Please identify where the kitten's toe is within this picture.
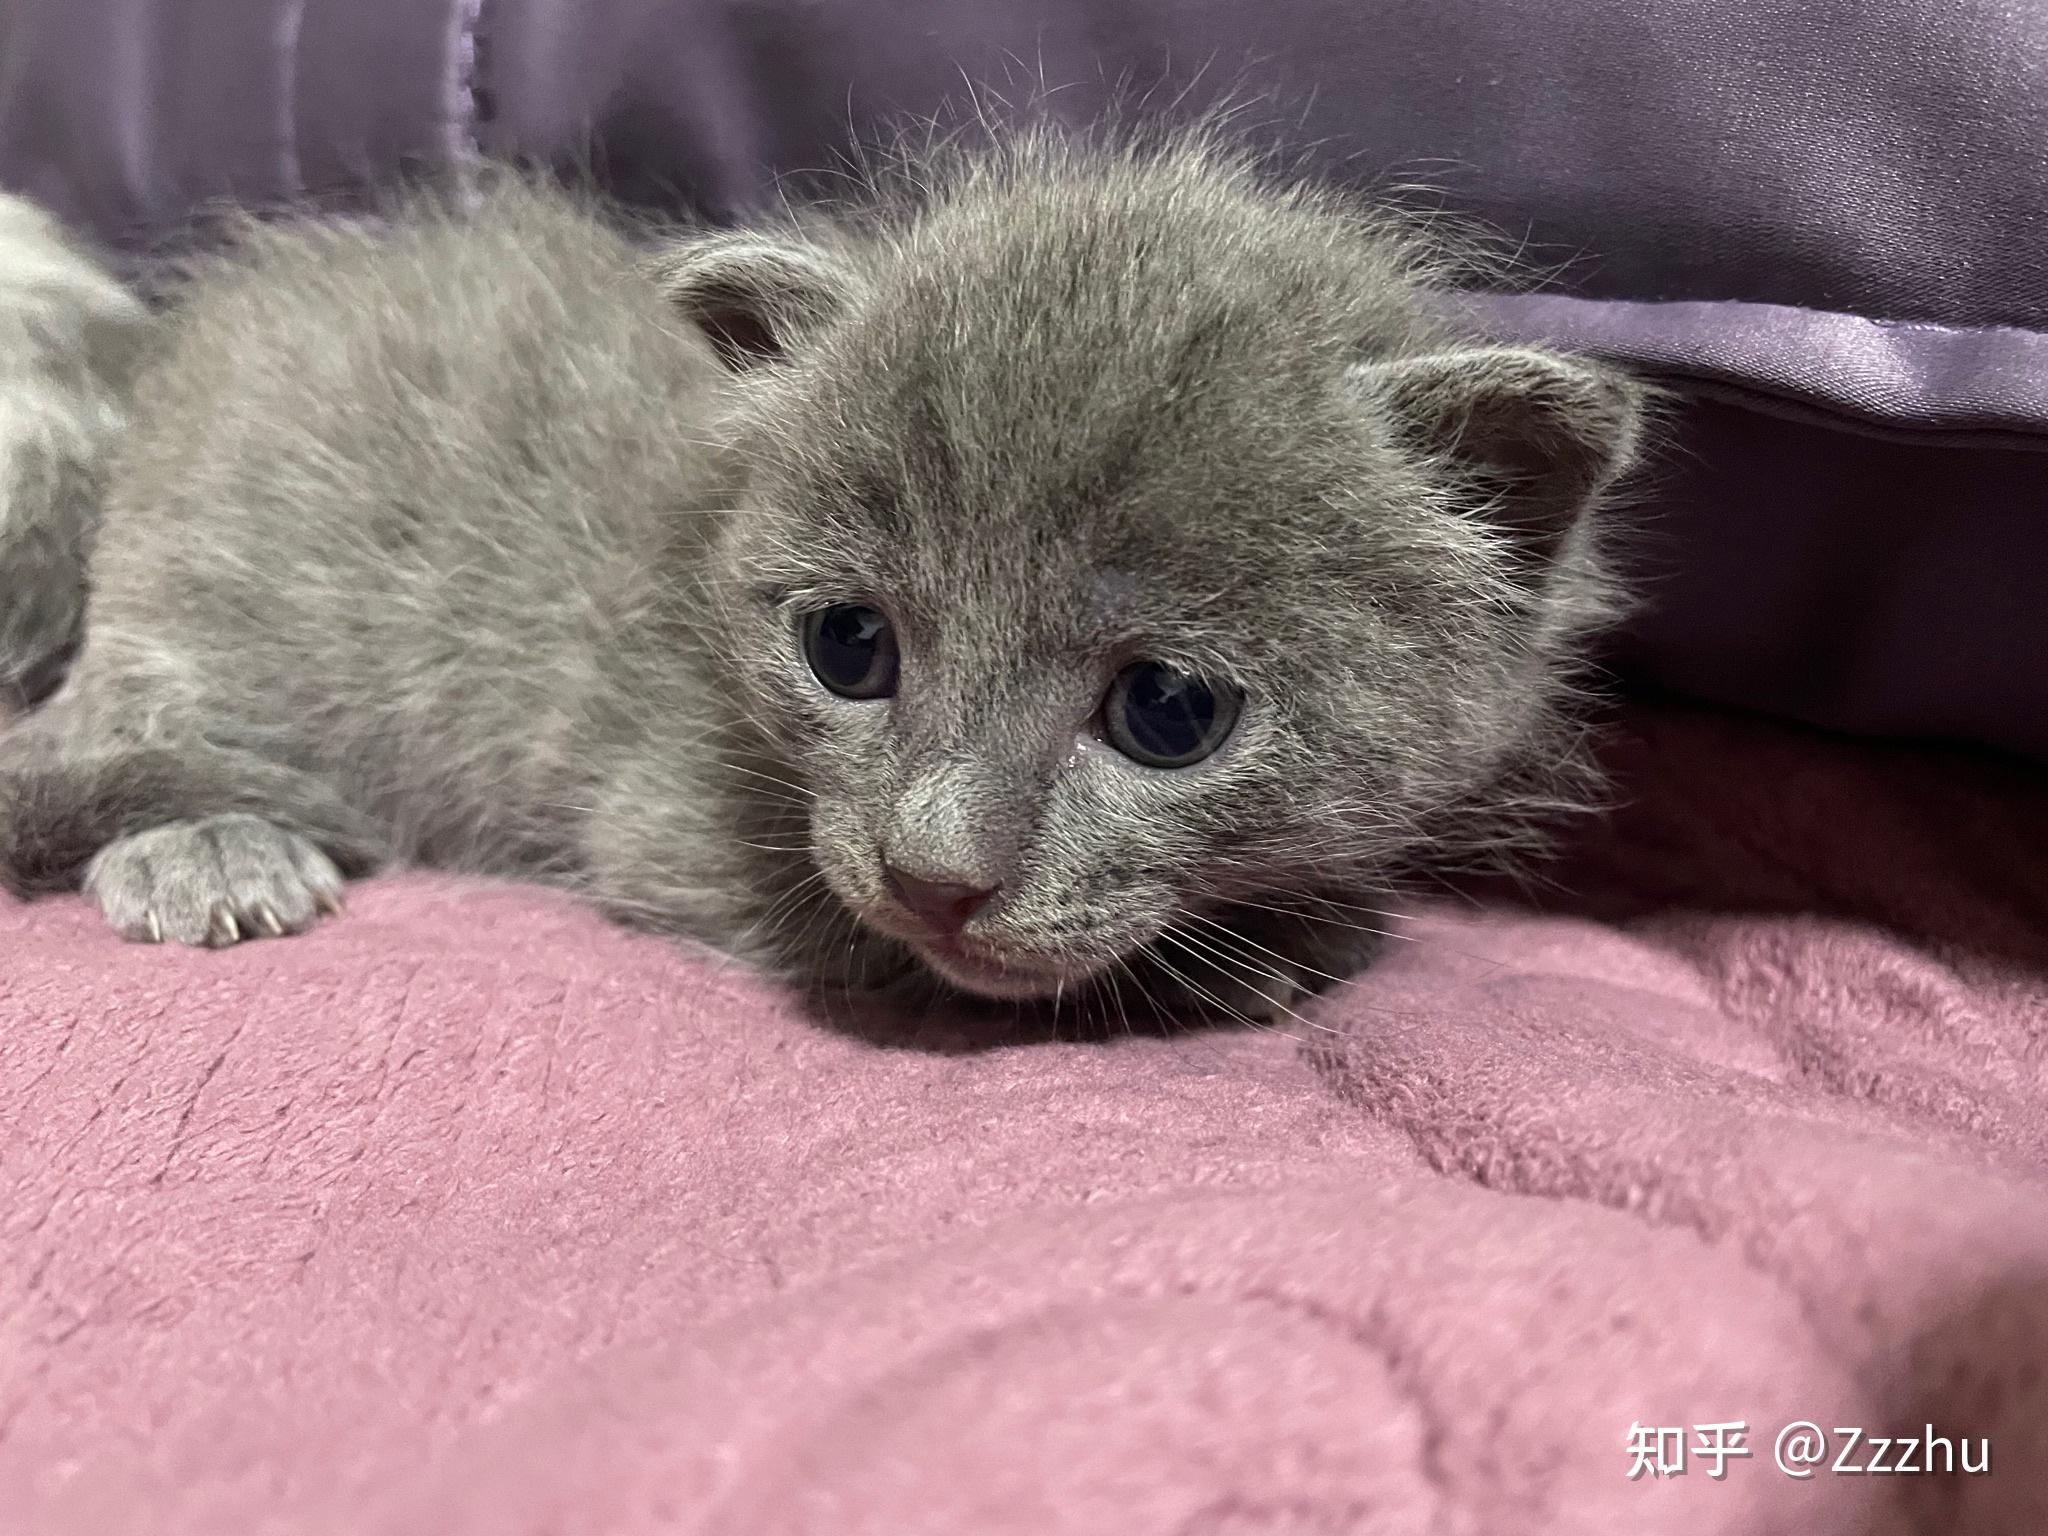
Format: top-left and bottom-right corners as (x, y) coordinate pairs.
(85, 813), (347, 947)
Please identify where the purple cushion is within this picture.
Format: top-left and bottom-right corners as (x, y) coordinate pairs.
(3, 0), (2044, 759)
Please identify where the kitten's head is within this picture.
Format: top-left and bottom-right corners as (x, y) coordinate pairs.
(654, 134), (1646, 1001)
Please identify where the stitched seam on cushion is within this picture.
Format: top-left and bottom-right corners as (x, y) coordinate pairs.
(1644, 376), (2048, 451)
(1864, 314), (2048, 341)
(278, 0), (309, 196)
(1487, 293), (2048, 346)
(1306, 1033), (1872, 1392)
(1471, 294), (2048, 446)
(453, 0), (488, 163)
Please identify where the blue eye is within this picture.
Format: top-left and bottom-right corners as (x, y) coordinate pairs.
(803, 603), (899, 698)
(1103, 661), (1240, 768)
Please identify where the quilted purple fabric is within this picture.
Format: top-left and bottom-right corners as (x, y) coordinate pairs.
(3, 0), (2043, 761)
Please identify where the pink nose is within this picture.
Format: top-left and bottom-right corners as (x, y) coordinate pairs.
(882, 864), (999, 934)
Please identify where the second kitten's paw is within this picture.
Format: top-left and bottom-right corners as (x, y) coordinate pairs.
(84, 813), (346, 947)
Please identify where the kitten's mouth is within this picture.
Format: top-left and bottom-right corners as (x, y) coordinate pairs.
(824, 864), (1114, 1000)
(913, 935), (1088, 1000)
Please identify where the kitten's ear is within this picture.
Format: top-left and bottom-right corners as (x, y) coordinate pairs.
(1354, 347), (1646, 561)
(649, 235), (860, 370)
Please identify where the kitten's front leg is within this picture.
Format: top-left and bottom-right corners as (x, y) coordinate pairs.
(0, 194), (147, 710)
(1, 720), (388, 945)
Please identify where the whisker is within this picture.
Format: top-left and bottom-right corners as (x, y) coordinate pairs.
(724, 865), (835, 965)
(1185, 913), (1504, 1016)
(1114, 950), (1240, 1070)
(1158, 927), (1343, 1039)
(1146, 943), (1311, 1049)
(720, 794), (815, 818)
(1184, 911), (1357, 989)
(712, 762), (817, 801)
(1211, 893), (1413, 943)
(1288, 891), (1423, 924)
(1106, 957), (1142, 1043)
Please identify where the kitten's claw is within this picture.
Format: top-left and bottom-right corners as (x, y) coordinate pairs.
(85, 813), (348, 948)
(207, 905), (242, 947)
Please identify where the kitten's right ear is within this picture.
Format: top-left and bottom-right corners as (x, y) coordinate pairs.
(648, 235), (860, 370)
(1352, 346), (1646, 566)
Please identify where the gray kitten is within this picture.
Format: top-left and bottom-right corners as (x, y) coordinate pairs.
(0, 193), (147, 712)
(0, 130), (1646, 1026)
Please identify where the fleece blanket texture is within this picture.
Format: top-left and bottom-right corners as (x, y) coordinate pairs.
(4, 702), (2047, 1535)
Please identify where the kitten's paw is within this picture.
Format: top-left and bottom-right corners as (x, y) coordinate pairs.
(84, 813), (346, 947)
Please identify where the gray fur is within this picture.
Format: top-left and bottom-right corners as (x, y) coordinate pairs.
(0, 193), (148, 711)
(0, 131), (1647, 1027)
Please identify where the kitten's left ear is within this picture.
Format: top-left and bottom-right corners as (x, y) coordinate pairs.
(649, 234), (861, 371)
(1353, 347), (1647, 561)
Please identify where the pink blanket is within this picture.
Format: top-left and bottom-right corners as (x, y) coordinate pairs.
(5, 705), (2047, 1534)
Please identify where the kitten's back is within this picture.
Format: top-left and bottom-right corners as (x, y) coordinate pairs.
(74, 181), (729, 865)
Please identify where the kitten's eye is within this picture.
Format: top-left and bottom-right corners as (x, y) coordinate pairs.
(1102, 662), (1240, 768)
(802, 603), (899, 699)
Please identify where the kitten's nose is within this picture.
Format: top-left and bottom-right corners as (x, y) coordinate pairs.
(882, 863), (999, 933)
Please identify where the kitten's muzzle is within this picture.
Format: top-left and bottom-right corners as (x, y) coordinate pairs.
(917, 933), (1079, 999)
(881, 862), (1000, 936)
(874, 863), (1080, 998)
(855, 852), (1110, 999)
